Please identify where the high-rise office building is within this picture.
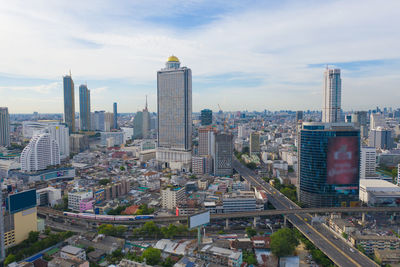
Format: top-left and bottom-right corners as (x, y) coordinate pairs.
(352, 111), (368, 138)
(370, 113), (386, 129)
(368, 127), (394, 150)
(0, 107), (10, 147)
(79, 84), (91, 131)
(295, 111), (303, 122)
(93, 111), (114, 132)
(214, 133), (233, 176)
(298, 122), (360, 207)
(201, 109), (212, 126)
(156, 56), (192, 170)
(322, 68), (342, 123)
(63, 74), (75, 133)
(250, 132), (260, 155)
(198, 126), (216, 157)
(133, 98), (150, 139)
(20, 133), (60, 172)
(360, 146), (377, 179)
(113, 102), (118, 129)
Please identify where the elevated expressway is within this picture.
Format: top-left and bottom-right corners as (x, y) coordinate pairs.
(233, 158), (380, 267)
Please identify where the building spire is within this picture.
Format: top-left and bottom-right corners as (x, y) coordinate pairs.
(145, 95), (148, 111)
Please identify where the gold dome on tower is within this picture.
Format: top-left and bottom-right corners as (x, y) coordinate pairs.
(167, 55), (179, 62)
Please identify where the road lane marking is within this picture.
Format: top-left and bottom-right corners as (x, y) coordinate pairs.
(239, 170), (371, 267)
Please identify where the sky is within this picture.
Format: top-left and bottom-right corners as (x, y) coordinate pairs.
(0, 0), (399, 114)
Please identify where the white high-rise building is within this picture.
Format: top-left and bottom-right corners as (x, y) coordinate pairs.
(156, 56), (192, 171)
(322, 68), (342, 123)
(21, 133), (60, 172)
(370, 113), (386, 129)
(47, 124), (70, 159)
(360, 147), (376, 179)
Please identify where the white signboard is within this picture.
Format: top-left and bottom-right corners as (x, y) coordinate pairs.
(189, 210), (210, 229)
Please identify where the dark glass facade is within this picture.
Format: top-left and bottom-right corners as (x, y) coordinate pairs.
(201, 109), (212, 126)
(299, 124), (360, 207)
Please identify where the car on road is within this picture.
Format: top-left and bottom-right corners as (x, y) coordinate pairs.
(350, 248), (355, 253)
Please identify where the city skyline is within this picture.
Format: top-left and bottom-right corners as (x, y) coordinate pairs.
(0, 0), (400, 113)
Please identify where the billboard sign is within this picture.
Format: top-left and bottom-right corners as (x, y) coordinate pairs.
(189, 210), (210, 229)
(327, 136), (358, 185)
(8, 189), (37, 214)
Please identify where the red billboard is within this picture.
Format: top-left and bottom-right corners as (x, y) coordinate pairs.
(327, 136), (358, 185)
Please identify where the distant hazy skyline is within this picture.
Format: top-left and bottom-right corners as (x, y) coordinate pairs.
(1, 0), (400, 113)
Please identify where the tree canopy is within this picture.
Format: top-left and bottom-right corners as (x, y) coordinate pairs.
(142, 247), (161, 265)
(270, 228), (299, 258)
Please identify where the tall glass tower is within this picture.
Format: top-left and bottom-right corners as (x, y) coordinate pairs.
(298, 122), (360, 207)
(157, 56), (192, 151)
(63, 74), (75, 133)
(0, 107), (10, 147)
(79, 84), (91, 131)
(113, 102), (118, 129)
(322, 67), (342, 123)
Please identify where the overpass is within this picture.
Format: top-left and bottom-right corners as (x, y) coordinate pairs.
(233, 158), (380, 267)
(38, 205), (400, 225)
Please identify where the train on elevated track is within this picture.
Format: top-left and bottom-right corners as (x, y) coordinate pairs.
(63, 212), (154, 221)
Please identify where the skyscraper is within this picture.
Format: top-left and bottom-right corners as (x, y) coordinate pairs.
(156, 56), (192, 170)
(20, 133), (60, 172)
(201, 109), (212, 126)
(214, 133), (233, 176)
(295, 111), (303, 122)
(322, 68), (342, 123)
(63, 74), (75, 133)
(133, 97), (150, 139)
(298, 122), (360, 207)
(368, 127), (394, 150)
(113, 102), (118, 129)
(250, 132), (260, 155)
(79, 84), (91, 131)
(0, 107), (10, 147)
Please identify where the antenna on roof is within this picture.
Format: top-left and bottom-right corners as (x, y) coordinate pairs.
(69, 69), (72, 76)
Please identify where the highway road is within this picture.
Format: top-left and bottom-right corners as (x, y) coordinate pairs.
(233, 158), (378, 267)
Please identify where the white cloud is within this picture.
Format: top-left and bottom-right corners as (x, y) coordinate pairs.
(0, 0), (399, 112)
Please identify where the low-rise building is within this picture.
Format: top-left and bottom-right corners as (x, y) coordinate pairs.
(374, 248), (400, 266)
(60, 245), (87, 261)
(222, 191), (259, 213)
(118, 259), (152, 267)
(199, 245), (242, 267)
(327, 218), (356, 235)
(350, 234), (400, 255)
(68, 190), (93, 211)
(359, 179), (400, 206)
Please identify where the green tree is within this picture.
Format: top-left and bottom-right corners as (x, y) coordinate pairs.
(136, 204), (155, 215)
(142, 247), (161, 265)
(86, 246), (95, 253)
(4, 254), (16, 265)
(243, 250), (257, 265)
(162, 256), (176, 267)
(27, 231), (39, 243)
(270, 228), (299, 258)
(120, 166), (126, 171)
(342, 232), (348, 239)
(99, 178), (111, 186)
(245, 227), (257, 238)
(142, 221), (160, 238)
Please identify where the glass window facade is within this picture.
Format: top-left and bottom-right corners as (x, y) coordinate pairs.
(299, 125), (360, 207)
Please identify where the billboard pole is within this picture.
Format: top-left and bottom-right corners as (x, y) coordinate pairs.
(197, 225), (202, 250)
